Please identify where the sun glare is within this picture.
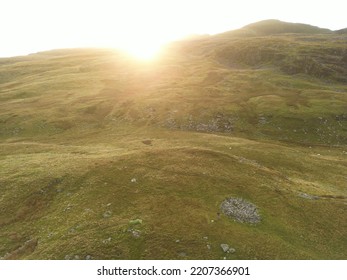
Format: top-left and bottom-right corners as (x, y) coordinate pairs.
(1, 0), (345, 58)
(121, 42), (163, 60)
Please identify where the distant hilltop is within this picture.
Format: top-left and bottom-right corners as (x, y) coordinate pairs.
(219, 19), (344, 37)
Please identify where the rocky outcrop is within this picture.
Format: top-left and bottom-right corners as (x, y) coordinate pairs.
(220, 197), (261, 224)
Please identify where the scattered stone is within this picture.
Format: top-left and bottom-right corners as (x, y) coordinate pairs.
(175, 239), (180, 243)
(335, 114), (347, 121)
(258, 116), (268, 125)
(164, 113), (234, 133)
(220, 244), (236, 254)
(102, 237), (112, 244)
(220, 197), (261, 224)
(238, 157), (261, 168)
(68, 228), (76, 234)
(103, 211), (112, 218)
(85, 255), (92, 260)
(228, 247), (236, 254)
(74, 255), (80, 260)
(178, 252), (187, 257)
(131, 178), (137, 183)
(207, 245), (211, 250)
(220, 244), (229, 253)
(130, 229), (141, 238)
(203, 236), (208, 240)
(298, 192), (319, 200)
(211, 220), (214, 223)
(64, 255), (71, 260)
(84, 208), (93, 214)
(127, 228), (141, 238)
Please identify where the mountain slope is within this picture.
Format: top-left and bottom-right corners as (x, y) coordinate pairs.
(217, 19), (333, 38)
(336, 28), (347, 34)
(241, 19), (332, 35)
(0, 21), (346, 260)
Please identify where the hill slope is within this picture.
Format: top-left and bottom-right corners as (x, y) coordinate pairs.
(217, 19), (334, 37)
(0, 21), (346, 260)
(241, 19), (332, 35)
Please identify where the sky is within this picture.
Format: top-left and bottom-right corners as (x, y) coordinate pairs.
(1, 0), (346, 58)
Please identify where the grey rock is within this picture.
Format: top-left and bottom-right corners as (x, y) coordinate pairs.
(228, 247), (236, 254)
(102, 237), (112, 244)
(220, 244), (229, 253)
(178, 252), (187, 257)
(131, 230), (141, 238)
(258, 116), (268, 125)
(298, 192), (319, 200)
(103, 211), (112, 218)
(220, 197), (261, 224)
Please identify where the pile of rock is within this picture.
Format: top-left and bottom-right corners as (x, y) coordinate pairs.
(220, 197), (261, 224)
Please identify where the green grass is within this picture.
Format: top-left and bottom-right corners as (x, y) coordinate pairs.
(0, 27), (346, 259)
(0, 130), (346, 259)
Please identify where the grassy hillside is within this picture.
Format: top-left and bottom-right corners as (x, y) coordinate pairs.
(0, 21), (346, 259)
(236, 19), (332, 36)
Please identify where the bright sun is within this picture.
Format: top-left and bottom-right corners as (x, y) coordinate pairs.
(120, 41), (163, 60)
(1, 0), (345, 59)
